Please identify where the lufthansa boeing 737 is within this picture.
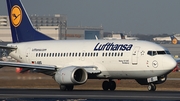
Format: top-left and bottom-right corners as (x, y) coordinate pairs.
(0, 0), (177, 91)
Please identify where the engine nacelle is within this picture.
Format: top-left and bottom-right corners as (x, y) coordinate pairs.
(54, 66), (88, 85)
(135, 75), (167, 85)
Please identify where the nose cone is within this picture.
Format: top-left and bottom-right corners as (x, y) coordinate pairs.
(163, 56), (176, 70)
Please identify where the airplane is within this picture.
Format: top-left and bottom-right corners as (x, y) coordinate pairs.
(153, 36), (171, 42)
(153, 34), (180, 44)
(0, 0), (177, 91)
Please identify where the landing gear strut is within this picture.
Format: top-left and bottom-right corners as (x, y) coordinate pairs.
(60, 85), (74, 91)
(102, 79), (116, 91)
(147, 83), (156, 91)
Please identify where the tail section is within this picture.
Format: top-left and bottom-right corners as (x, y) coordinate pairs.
(170, 35), (179, 44)
(120, 33), (125, 39)
(6, 0), (53, 43)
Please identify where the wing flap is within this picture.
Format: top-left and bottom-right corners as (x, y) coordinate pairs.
(0, 61), (56, 70)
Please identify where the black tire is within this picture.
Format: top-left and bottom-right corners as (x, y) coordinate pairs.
(60, 85), (67, 91)
(102, 81), (109, 91)
(109, 81), (116, 91)
(66, 85), (74, 91)
(147, 83), (156, 91)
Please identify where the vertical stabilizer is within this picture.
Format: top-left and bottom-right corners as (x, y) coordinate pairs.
(6, 0), (53, 43)
(170, 35), (179, 44)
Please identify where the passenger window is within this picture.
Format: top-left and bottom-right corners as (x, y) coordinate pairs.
(79, 53), (81, 57)
(96, 53), (98, 56)
(102, 53), (104, 56)
(75, 53), (77, 56)
(85, 53), (87, 56)
(94, 53), (96, 56)
(114, 53), (117, 56)
(105, 53), (107, 56)
(91, 53), (93, 56)
(121, 53), (123, 56)
(118, 53), (120, 56)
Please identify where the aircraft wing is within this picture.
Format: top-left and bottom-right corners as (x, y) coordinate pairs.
(0, 61), (56, 70)
(0, 61), (100, 73)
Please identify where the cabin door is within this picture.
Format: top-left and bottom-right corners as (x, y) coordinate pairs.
(26, 48), (31, 63)
(132, 46), (140, 65)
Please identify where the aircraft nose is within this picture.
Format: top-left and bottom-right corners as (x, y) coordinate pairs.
(163, 56), (176, 70)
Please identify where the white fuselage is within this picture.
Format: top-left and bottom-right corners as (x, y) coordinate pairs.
(8, 40), (176, 79)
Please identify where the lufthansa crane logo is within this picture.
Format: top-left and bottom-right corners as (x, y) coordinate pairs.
(152, 60), (158, 68)
(172, 38), (178, 44)
(11, 5), (22, 27)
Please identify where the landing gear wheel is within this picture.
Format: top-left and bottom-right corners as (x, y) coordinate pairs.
(109, 81), (116, 91)
(102, 81), (109, 91)
(60, 85), (74, 91)
(60, 85), (66, 91)
(147, 83), (156, 91)
(66, 85), (74, 91)
(102, 80), (116, 91)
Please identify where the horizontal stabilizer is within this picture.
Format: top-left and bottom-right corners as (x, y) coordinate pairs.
(0, 45), (17, 50)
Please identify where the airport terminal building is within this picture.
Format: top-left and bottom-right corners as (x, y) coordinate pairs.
(1, 15), (180, 58)
(0, 15), (103, 42)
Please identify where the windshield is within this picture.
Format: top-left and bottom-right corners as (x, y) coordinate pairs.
(147, 50), (171, 56)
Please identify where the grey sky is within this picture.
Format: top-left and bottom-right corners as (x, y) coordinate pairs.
(0, 0), (180, 34)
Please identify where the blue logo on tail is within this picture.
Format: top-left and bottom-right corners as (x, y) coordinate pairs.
(7, 0), (53, 43)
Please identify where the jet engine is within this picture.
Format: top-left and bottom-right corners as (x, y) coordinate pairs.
(54, 66), (88, 85)
(135, 75), (167, 85)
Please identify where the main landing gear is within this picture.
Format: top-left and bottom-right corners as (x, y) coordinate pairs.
(60, 85), (74, 91)
(102, 79), (116, 91)
(147, 83), (156, 91)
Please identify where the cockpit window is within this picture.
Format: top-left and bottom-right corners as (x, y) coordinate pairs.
(165, 50), (171, 55)
(147, 50), (171, 56)
(157, 51), (166, 54)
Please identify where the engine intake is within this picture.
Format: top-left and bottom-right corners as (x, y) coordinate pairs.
(54, 66), (88, 85)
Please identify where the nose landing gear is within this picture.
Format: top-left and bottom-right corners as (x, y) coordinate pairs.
(147, 83), (156, 91)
